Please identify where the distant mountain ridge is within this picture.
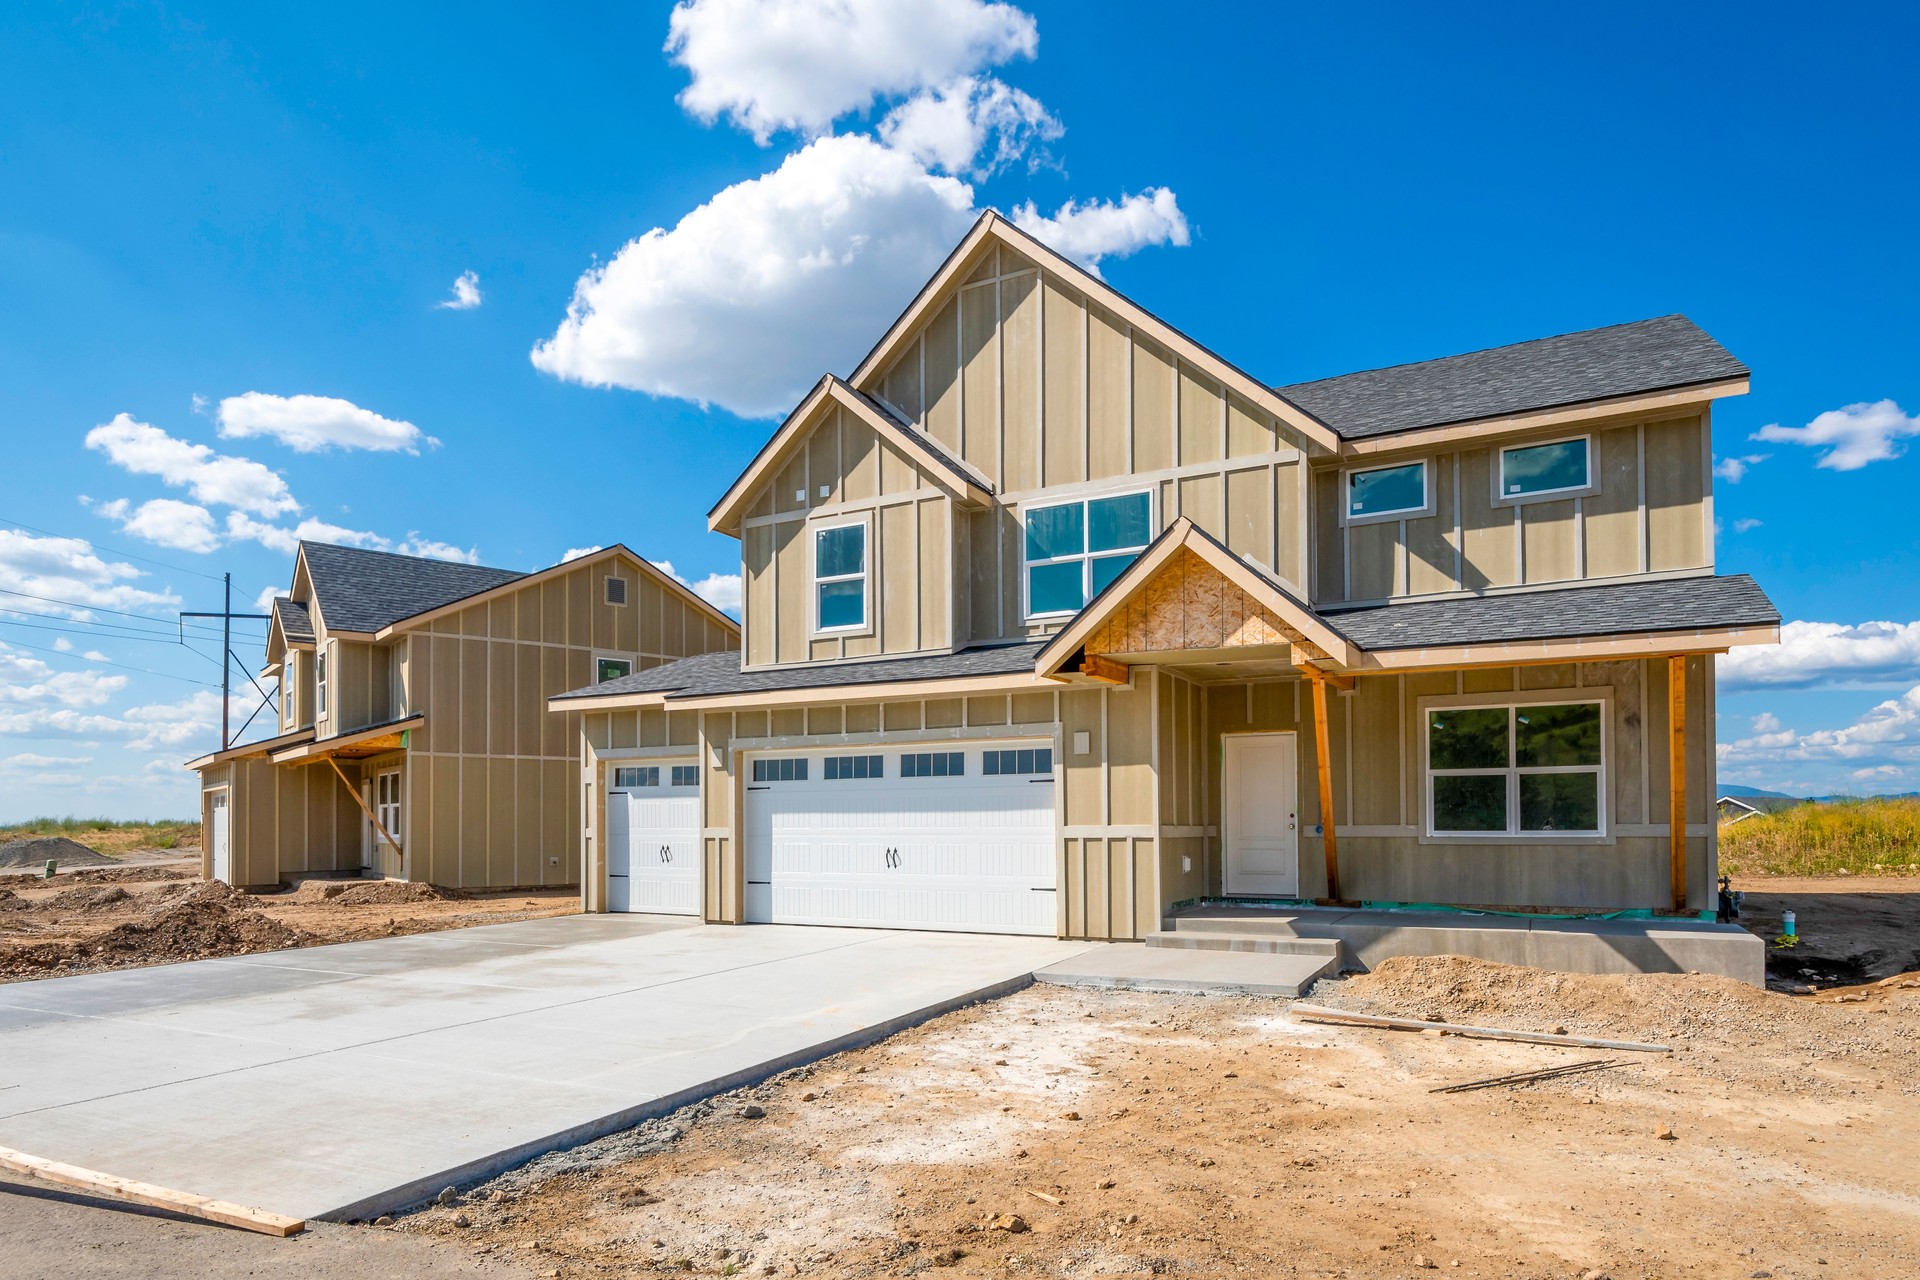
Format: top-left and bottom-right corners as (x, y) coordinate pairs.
(1716, 783), (1801, 799)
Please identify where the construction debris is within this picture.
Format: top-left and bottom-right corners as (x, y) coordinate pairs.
(1429, 1058), (1625, 1094)
(1289, 1002), (1672, 1052)
(0, 1144), (304, 1237)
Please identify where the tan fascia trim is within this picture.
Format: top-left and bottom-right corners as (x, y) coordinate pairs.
(372, 546), (740, 641)
(1337, 377), (1751, 459)
(267, 713), (425, 763)
(1034, 516), (1361, 676)
(548, 688), (672, 714)
(844, 211), (1345, 456)
(707, 377), (992, 537)
(1352, 623), (1778, 674)
(186, 727), (316, 771)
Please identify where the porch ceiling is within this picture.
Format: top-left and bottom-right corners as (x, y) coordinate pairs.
(267, 714), (423, 764)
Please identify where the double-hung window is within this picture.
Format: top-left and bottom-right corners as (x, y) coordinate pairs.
(1024, 490), (1152, 619)
(813, 522), (867, 632)
(282, 652), (298, 728)
(1499, 437), (1590, 500)
(1426, 700), (1605, 837)
(315, 649), (329, 719)
(1346, 461), (1428, 522)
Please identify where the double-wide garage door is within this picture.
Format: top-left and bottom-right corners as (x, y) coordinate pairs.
(743, 742), (1058, 936)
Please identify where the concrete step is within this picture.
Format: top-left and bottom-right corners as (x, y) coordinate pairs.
(1161, 912), (1316, 938)
(1034, 944), (1338, 998)
(1144, 930), (1340, 958)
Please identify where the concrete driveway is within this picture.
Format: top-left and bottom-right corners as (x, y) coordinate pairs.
(0, 916), (1091, 1223)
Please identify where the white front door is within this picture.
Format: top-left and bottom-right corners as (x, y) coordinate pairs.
(373, 770), (402, 872)
(1223, 732), (1299, 897)
(742, 743), (1058, 935)
(209, 791), (230, 883)
(605, 763), (700, 915)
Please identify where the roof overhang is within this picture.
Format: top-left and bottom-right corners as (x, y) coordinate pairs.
(267, 714), (425, 764)
(186, 727), (316, 771)
(1348, 622), (1778, 674)
(708, 377), (993, 538)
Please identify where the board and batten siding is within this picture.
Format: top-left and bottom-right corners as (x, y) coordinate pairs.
(198, 755), (365, 887)
(1311, 415), (1713, 606)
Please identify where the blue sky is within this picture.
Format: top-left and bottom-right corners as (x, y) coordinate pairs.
(2, 1), (1916, 819)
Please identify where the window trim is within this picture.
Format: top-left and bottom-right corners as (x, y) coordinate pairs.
(1340, 459), (1433, 527)
(282, 651), (298, 729)
(1417, 689), (1611, 843)
(315, 644), (330, 720)
(1493, 433), (1596, 506)
(809, 516), (872, 638)
(1020, 486), (1155, 622)
(593, 652), (634, 685)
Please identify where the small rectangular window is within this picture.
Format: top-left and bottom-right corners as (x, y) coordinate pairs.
(751, 757), (809, 783)
(814, 523), (867, 631)
(824, 754), (884, 781)
(1500, 437), (1590, 498)
(613, 766), (659, 788)
(670, 764), (700, 788)
(1347, 462), (1427, 519)
(983, 748), (1052, 776)
(315, 650), (329, 717)
(604, 576), (628, 605)
(901, 751), (965, 778)
(596, 656), (633, 684)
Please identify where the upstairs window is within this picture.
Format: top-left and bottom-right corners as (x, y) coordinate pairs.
(813, 522), (867, 632)
(1500, 437), (1590, 499)
(282, 652), (298, 728)
(1346, 461), (1427, 521)
(1426, 701), (1605, 837)
(315, 649), (329, 718)
(596, 655), (633, 684)
(1024, 490), (1152, 618)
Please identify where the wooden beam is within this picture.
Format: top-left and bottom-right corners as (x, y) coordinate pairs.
(1077, 653), (1130, 686)
(1308, 671), (1342, 903)
(328, 755), (403, 865)
(0, 1145), (306, 1236)
(1288, 1006), (1670, 1054)
(1668, 654), (1688, 911)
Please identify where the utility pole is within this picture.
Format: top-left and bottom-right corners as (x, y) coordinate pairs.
(182, 573), (271, 752)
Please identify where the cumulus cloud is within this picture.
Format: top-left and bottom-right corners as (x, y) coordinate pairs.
(1010, 189), (1191, 276)
(225, 512), (478, 563)
(252, 584), (282, 614)
(1713, 453), (1767, 483)
(85, 414), (296, 516)
(1719, 619), (1920, 692)
(560, 546), (605, 564)
(0, 688), (227, 752)
(217, 392), (436, 454)
(97, 498), (221, 554)
(878, 76), (1060, 177)
(1718, 684), (1920, 771)
(666, 0), (1037, 142)
(655, 560), (744, 614)
(0, 642), (128, 708)
(0, 752), (94, 770)
(0, 529), (179, 621)
(533, 135), (977, 418)
(1733, 518), (1762, 533)
(436, 270), (483, 311)
(1751, 399), (1920, 471)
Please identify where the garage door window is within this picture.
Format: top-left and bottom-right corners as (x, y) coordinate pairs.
(614, 766), (659, 788)
(983, 747), (1052, 776)
(671, 765), (700, 787)
(824, 755), (883, 780)
(752, 757), (809, 782)
(901, 751), (965, 778)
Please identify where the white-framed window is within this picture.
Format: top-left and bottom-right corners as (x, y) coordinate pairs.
(1023, 489), (1153, 619)
(811, 520), (868, 633)
(315, 647), (329, 719)
(1344, 460), (1429, 524)
(1498, 435), (1591, 501)
(1424, 696), (1607, 838)
(595, 653), (633, 684)
(282, 651), (298, 729)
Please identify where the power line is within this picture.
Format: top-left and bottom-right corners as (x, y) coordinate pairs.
(0, 635), (223, 688)
(0, 584), (262, 626)
(0, 514), (226, 583)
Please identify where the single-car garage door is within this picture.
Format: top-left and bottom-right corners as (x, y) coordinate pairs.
(606, 762), (700, 914)
(742, 742), (1057, 936)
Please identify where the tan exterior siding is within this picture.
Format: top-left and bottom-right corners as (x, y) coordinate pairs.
(1311, 414), (1713, 606)
(199, 755), (365, 888)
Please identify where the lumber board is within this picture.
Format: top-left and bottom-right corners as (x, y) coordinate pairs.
(1287, 1004), (1671, 1053)
(1667, 654), (1688, 911)
(0, 1146), (305, 1236)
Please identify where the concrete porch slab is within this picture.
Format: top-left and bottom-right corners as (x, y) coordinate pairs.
(0, 916), (1095, 1224)
(1034, 943), (1337, 997)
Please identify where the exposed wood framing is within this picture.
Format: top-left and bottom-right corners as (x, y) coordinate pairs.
(1077, 653), (1130, 685)
(327, 755), (403, 864)
(1307, 671), (1342, 903)
(1668, 653), (1688, 911)
(0, 1145), (306, 1237)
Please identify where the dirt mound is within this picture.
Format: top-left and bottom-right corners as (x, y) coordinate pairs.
(287, 879), (457, 906)
(41, 884), (137, 913)
(62, 864), (194, 886)
(0, 837), (115, 870)
(0, 889), (310, 977)
(0, 888), (30, 912)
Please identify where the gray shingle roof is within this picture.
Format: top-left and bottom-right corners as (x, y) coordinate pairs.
(1323, 574), (1778, 651)
(848, 384), (991, 495)
(272, 596), (314, 644)
(1277, 315), (1748, 441)
(556, 642), (1045, 703)
(301, 542), (526, 634)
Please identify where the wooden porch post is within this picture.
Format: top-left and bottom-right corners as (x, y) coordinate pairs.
(327, 755), (403, 864)
(1667, 655), (1688, 911)
(1308, 672), (1341, 904)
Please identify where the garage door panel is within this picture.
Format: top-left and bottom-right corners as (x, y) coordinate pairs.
(609, 774), (699, 916)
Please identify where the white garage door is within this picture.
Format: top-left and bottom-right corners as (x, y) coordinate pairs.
(606, 763), (700, 915)
(743, 742), (1057, 936)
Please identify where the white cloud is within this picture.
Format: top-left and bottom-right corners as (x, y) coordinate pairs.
(1713, 453), (1767, 483)
(0, 752), (94, 769)
(0, 642), (128, 708)
(1751, 399), (1920, 471)
(85, 414), (297, 516)
(1009, 189), (1190, 276)
(436, 270), (483, 311)
(394, 536), (479, 564)
(1852, 764), (1902, 780)
(52, 636), (72, 652)
(1751, 712), (1782, 733)
(878, 76), (1059, 177)
(1718, 684), (1920, 769)
(532, 134), (976, 418)
(1732, 518), (1762, 533)
(252, 584), (281, 614)
(106, 498), (221, 553)
(223, 512), (477, 564)
(666, 0), (1037, 142)
(216, 392), (436, 454)
(0, 688), (223, 752)
(0, 529), (179, 621)
(655, 559), (744, 615)
(1719, 619), (1920, 692)
(561, 546), (604, 564)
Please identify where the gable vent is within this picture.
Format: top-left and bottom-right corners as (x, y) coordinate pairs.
(604, 576), (628, 606)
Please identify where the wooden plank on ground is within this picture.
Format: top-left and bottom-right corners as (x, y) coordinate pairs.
(0, 1146), (305, 1236)
(1287, 1004), (1671, 1053)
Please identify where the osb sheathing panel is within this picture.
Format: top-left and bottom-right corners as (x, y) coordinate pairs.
(1085, 549), (1295, 656)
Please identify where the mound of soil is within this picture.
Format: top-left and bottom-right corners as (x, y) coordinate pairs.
(62, 864), (194, 886)
(287, 879), (457, 906)
(0, 888), (30, 912)
(40, 884), (137, 913)
(0, 881), (310, 977)
(0, 836), (115, 870)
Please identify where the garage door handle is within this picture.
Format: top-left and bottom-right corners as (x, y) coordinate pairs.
(1030, 887), (1056, 892)
(747, 785), (770, 791)
(747, 879), (770, 885)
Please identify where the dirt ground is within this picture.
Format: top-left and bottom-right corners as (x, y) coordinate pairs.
(0, 861), (579, 981)
(393, 953), (1919, 1280)
(1731, 874), (1920, 989)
